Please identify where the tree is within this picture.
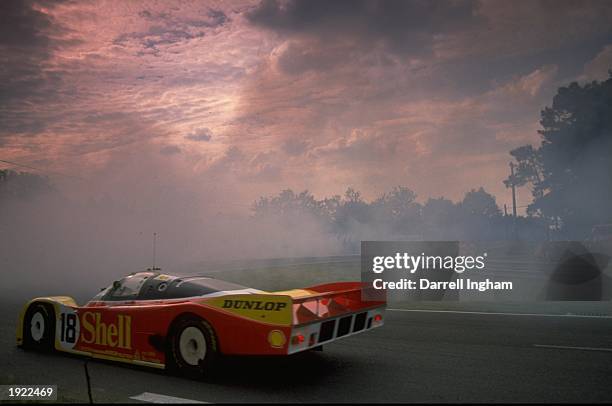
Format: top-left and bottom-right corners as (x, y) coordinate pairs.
(371, 186), (422, 237)
(422, 197), (461, 239)
(252, 189), (326, 220)
(504, 145), (544, 202)
(507, 74), (612, 237)
(461, 187), (501, 218)
(333, 187), (372, 246)
(318, 195), (341, 224)
(343, 187), (362, 203)
(0, 170), (54, 201)
(459, 188), (502, 239)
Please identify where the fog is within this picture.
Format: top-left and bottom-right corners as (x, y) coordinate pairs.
(3, 79), (611, 303)
(0, 145), (342, 301)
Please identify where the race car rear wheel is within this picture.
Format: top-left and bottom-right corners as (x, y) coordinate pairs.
(23, 303), (55, 351)
(168, 316), (217, 378)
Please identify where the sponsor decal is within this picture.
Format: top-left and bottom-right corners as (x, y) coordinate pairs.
(222, 299), (287, 311)
(205, 294), (293, 326)
(80, 312), (132, 349)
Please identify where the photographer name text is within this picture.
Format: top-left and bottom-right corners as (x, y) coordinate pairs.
(372, 278), (512, 291)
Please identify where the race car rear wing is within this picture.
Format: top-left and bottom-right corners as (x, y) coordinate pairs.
(291, 282), (386, 326)
(201, 282), (385, 355)
(203, 282), (385, 327)
(285, 282), (386, 354)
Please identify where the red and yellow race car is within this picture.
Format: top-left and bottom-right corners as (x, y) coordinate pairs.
(16, 271), (385, 376)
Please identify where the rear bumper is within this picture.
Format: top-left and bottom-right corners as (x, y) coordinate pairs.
(287, 307), (385, 354)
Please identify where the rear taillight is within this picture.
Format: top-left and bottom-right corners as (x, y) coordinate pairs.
(291, 334), (305, 345)
(374, 314), (383, 323)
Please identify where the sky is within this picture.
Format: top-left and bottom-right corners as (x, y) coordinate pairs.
(2, 0), (612, 211)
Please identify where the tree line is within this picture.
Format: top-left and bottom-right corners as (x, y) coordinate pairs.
(251, 186), (546, 252)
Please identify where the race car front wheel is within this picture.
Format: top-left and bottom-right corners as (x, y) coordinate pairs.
(168, 316), (218, 378)
(23, 303), (55, 351)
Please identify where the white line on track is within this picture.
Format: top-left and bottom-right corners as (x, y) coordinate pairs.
(534, 344), (612, 352)
(129, 392), (207, 403)
(387, 308), (612, 319)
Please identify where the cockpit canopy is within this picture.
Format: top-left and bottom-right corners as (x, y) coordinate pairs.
(92, 272), (249, 302)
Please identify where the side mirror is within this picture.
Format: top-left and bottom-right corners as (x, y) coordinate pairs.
(112, 280), (121, 290)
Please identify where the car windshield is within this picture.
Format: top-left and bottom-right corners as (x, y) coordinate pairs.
(91, 272), (155, 302)
(144, 276), (248, 300)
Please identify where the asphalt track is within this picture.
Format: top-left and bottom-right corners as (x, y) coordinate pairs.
(1, 298), (612, 403)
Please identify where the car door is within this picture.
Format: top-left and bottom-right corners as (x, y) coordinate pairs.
(74, 274), (150, 358)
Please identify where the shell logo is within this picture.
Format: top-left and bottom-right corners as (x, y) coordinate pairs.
(81, 312), (132, 349)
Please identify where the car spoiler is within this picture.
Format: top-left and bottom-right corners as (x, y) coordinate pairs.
(290, 282), (386, 326)
(201, 282), (385, 327)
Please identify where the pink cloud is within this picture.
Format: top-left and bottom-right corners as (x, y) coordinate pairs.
(1, 0), (608, 212)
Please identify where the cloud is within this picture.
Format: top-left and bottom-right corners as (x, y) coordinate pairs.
(0, 0), (266, 179)
(436, 0), (612, 61)
(160, 145), (182, 155)
(0, 0), (56, 52)
(270, 39), (351, 75)
(496, 65), (559, 98)
(185, 128), (213, 142)
(233, 59), (558, 202)
(0, 0), (73, 135)
(114, 8), (228, 56)
(248, 0), (481, 58)
(580, 44), (612, 82)
(282, 138), (308, 156)
(247, 151), (283, 181)
(206, 145), (245, 175)
(2, 0), (611, 223)
(487, 65), (559, 101)
(312, 128), (399, 163)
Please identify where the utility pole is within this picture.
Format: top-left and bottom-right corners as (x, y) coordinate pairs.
(509, 162), (518, 239)
(510, 162), (517, 218)
(153, 232), (157, 269)
(504, 204), (509, 239)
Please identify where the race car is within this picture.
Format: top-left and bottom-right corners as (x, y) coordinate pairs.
(16, 271), (386, 376)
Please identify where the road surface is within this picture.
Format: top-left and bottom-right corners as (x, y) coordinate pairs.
(1, 297), (611, 403)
